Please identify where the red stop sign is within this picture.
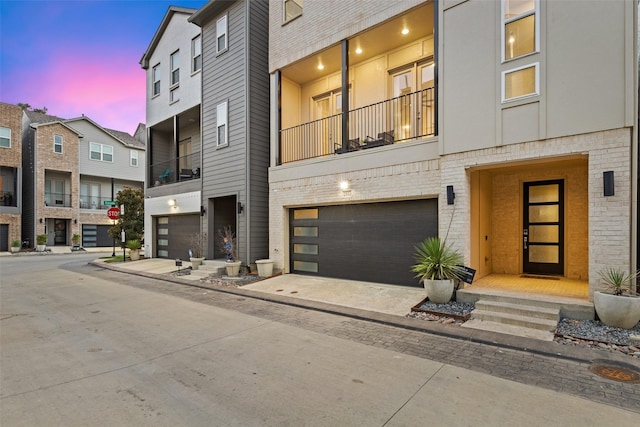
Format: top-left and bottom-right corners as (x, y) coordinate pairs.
(107, 207), (120, 220)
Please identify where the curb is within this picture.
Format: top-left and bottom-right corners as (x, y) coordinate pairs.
(91, 259), (638, 367)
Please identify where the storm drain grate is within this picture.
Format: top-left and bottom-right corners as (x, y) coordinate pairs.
(589, 360), (640, 383)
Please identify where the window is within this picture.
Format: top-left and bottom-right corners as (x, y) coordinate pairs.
(192, 35), (202, 72)
(170, 87), (180, 103)
(502, 0), (538, 61)
(216, 15), (228, 54)
(0, 127), (10, 148)
(152, 64), (160, 96)
(130, 150), (138, 167)
(54, 134), (63, 153)
(170, 50), (179, 86)
(217, 101), (228, 147)
(284, 0), (303, 22)
(502, 63), (539, 101)
(90, 142), (113, 162)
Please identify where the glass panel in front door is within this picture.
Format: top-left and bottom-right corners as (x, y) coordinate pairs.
(523, 180), (564, 275)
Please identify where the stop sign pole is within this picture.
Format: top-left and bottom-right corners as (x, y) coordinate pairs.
(107, 207), (120, 258)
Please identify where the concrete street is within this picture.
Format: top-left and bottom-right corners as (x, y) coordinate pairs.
(1, 254), (639, 426)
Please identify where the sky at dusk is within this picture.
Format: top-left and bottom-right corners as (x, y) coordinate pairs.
(1, 0), (207, 135)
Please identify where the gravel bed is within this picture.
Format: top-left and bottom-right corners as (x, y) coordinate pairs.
(413, 300), (475, 316)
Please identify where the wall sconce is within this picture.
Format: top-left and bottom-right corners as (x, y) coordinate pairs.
(39, 218), (43, 223)
(237, 202), (244, 214)
(603, 171), (614, 197)
(200, 205), (206, 216)
(74, 219), (77, 224)
(446, 185), (455, 205)
(168, 199), (177, 208)
(339, 181), (349, 190)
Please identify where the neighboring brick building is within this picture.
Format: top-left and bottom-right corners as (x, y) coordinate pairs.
(0, 103), (23, 251)
(267, 0), (638, 299)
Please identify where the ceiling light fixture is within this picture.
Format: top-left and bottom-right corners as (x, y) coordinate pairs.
(401, 28), (409, 35)
(317, 64), (324, 70)
(355, 47), (362, 54)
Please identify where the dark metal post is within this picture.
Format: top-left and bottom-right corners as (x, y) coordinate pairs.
(111, 177), (115, 256)
(341, 39), (349, 152)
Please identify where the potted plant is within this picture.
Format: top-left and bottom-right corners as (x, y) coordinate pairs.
(218, 225), (241, 276)
(593, 267), (640, 329)
(188, 232), (207, 270)
(126, 239), (142, 261)
(36, 234), (48, 252)
(255, 258), (274, 277)
(10, 239), (21, 253)
(71, 233), (81, 251)
(411, 236), (465, 303)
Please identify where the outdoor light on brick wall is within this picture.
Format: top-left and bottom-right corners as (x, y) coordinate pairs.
(603, 171), (614, 197)
(446, 185), (455, 205)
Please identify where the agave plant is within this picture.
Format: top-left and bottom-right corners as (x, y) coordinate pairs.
(598, 267), (639, 296)
(412, 236), (465, 281)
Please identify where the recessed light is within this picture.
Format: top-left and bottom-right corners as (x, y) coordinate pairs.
(355, 47), (362, 54)
(317, 64), (324, 70)
(401, 28), (409, 35)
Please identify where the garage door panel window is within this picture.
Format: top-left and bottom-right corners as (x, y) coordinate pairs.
(293, 209), (318, 220)
(294, 243), (318, 255)
(294, 226), (318, 237)
(294, 260), (318, 273)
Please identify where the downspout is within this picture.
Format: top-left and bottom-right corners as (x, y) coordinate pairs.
(434, 0), (439, 137)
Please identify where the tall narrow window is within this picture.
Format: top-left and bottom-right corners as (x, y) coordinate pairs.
(284, 0), (303, 22)
(54, 134), (63, 153)
(216, 15), (228, 54)
(130, 150), (138, 167)
(152, 64), (160, 96)
(217, 101), (228, 147)
(0, 127), (10, 148)
(502, 0), (537, 61)
(502, 63), (538, 101)
(170, 50), (180, 86)
(192, 35), (202, 72)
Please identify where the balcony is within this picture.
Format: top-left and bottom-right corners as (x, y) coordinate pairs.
(80, 195), (117, 210)
(276, 2), (435, 165)
(280, 88), (435, 164)
(150, 152), (201, 188)
(45, 192), (71, 208)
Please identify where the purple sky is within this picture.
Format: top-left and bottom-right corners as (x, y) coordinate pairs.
(1, 0), (207, 135)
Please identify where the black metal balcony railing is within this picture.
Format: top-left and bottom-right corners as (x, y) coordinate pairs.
(149, 152), (201, 188)
(279, 88), (435, 164)
(45, 193), (72, 208)
(0, 191), (16, 207)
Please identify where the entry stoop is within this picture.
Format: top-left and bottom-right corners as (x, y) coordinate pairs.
(457, 288), (595, 341)
(186, 260), (227, 280)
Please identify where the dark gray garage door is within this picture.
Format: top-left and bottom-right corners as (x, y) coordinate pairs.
(82, 224), (113, 247)
(155, 214), (200, 259)
(290, 199), (438, 286)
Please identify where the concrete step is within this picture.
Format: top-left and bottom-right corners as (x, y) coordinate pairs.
(471, 308), (558, 331)
(475, 300), (559, 321)
(457, 288), (594, 320)
(462, 319), (555, 341)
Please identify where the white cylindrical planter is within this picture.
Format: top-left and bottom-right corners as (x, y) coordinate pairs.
(594, 291), (640, 329)
(255, 259), (274, 277)
(423, 279), (454, 304)
(225, 261), (242, 276)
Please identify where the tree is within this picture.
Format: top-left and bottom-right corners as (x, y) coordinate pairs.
(17, 103), (47, 113)
(108, 187), (144, 247)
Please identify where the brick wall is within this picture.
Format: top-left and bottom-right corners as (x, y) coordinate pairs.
(0, 103), (23, 167)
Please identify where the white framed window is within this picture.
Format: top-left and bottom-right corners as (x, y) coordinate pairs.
(502, 0), (538, 62)
(502, 62), (539, 102)
(170, 50), (179, 86)
(54, 134), (63, 153)
(0, 126), (10, 148)
(90, 142), (113, 162)
(284, 0), (303, 22)
(216, 101), (228, 147)
(216, 15), (228, 54)
(192, 35), (202, 72)
(152, 64), (160, 96)
(170, 87), (180, 103)
(130, 150), (138, 167)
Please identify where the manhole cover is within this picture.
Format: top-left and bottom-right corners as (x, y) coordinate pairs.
(589, 360), (640, 383)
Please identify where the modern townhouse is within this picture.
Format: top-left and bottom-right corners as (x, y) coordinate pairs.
(140, 6), (204, 259)
(0, 103), (23, 251)
(189, 0), (270, 265)
(267, 0), (638, 302)
(20, 110), (145, 248)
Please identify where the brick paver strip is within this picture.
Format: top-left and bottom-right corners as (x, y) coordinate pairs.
(90, 262), (640, 413)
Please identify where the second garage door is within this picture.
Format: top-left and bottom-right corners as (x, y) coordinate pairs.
(290, 199), (438, 287)
(156, 214), (200, 259)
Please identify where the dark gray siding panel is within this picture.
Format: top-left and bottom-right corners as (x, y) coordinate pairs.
(246, 0), (270, 262)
